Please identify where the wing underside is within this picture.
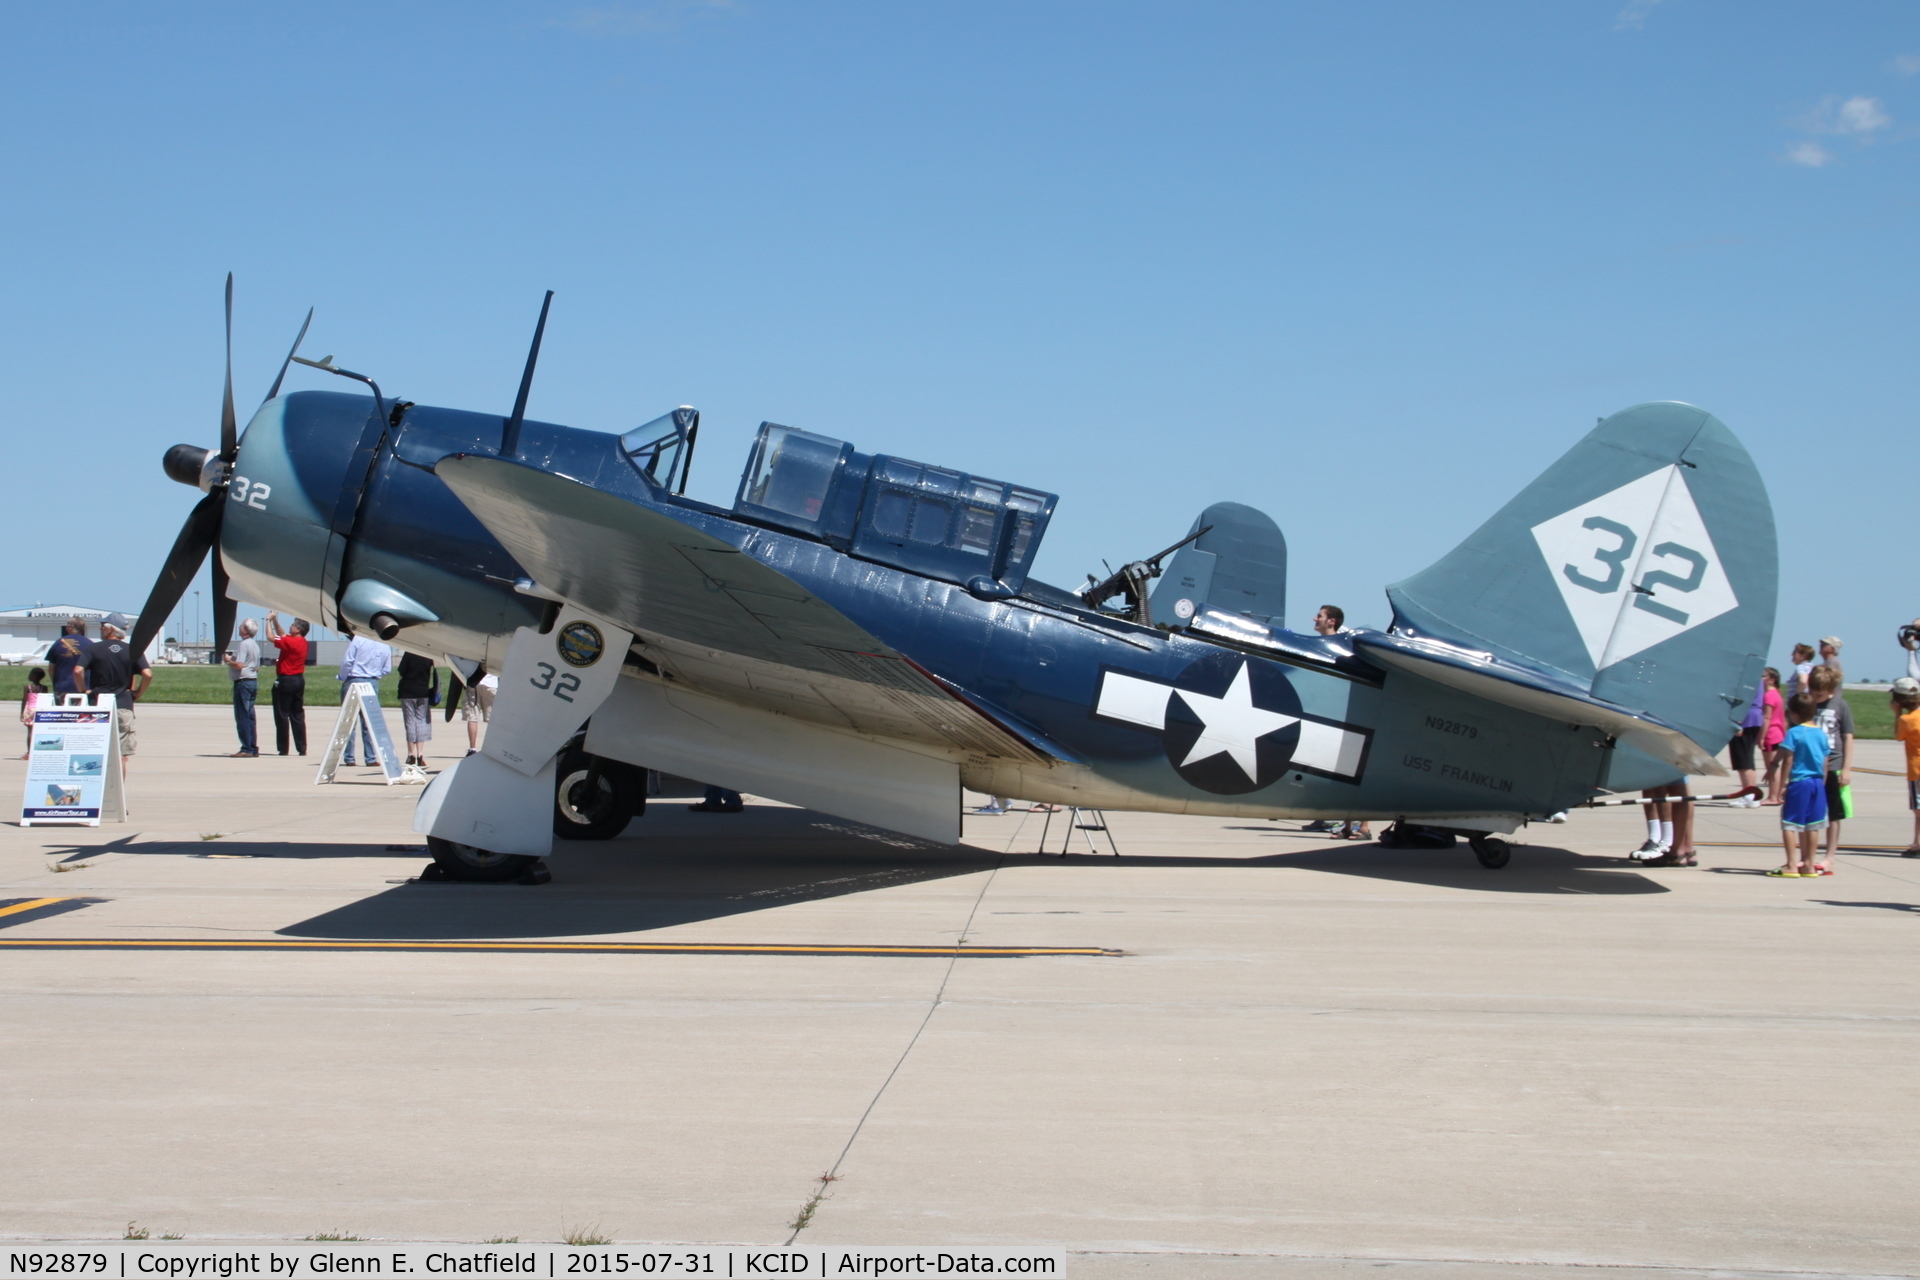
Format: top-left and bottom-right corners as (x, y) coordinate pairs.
(435, 455), (1049, 766)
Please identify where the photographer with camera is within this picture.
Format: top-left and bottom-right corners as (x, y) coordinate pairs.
(1900, 620), (1920, 684)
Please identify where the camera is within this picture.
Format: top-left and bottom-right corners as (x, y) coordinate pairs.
(1901, 624), (1920, 646)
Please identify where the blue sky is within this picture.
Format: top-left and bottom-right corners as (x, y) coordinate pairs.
(2, 1), (1913, 675)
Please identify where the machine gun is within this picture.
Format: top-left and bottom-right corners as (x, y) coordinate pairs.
(1080, 526), (1211, 628)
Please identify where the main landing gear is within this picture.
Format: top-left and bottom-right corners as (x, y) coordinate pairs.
(424, 750), (645, 883)
(552, 749), (645, 841)
(423, 836), (550, 885)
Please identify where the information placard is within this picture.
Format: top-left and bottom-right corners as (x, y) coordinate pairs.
(21, 698), (125, 825)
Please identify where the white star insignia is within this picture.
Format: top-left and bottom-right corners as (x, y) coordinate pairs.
(1173, 662), (1298, 781)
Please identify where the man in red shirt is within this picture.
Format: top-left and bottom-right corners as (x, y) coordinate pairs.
(264, 612), (311, 756)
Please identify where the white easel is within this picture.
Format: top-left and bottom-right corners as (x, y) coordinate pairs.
(314, 681), (405, 784)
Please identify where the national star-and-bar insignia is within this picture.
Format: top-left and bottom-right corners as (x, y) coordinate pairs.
(1092, 653), (1372, 795)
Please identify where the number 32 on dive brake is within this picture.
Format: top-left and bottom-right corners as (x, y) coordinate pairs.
(480, 610), (634, 778)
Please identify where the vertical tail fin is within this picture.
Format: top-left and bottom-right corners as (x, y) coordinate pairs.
(1386, 402), (1776, 755)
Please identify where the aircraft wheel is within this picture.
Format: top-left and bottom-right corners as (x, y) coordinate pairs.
(1470, 836), (1512, 870)
(425, 835), (542, 883)
(553, 751), (640, 840)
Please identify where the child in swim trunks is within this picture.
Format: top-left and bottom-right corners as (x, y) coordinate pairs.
(1772, 693), (1830, 878)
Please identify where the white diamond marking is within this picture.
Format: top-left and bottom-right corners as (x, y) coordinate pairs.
(1529, 465), (1738, 671)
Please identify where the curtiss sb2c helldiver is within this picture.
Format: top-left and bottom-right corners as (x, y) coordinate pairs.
(132, 280), (1777, 883)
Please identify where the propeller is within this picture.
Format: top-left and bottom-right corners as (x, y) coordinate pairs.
(220, 273), (237, 462)
(129, 277), (311, 665)
(443, 668), (466, 722)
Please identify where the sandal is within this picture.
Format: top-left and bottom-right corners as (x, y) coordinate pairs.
(1766, 867), (1802, 877)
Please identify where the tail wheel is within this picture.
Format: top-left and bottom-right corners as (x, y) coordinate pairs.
(553, 751), (641, 840)
(425, 835), (539, 883)
(1470, 836), (1512, 870)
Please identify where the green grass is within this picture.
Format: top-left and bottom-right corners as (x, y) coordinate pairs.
(1846, 687), (1897, 741)
(134, 663), (443, 708)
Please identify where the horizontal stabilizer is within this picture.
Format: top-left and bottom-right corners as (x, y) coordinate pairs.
(1354, 631), (1727, 777)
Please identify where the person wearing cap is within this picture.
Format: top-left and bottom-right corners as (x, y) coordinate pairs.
(1818, 635), (1844, 685)
(1893, 676), (1920, 857)
(72, 613), (150, 775)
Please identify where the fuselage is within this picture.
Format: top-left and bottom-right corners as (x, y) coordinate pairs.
(218, 391), (1616, 829)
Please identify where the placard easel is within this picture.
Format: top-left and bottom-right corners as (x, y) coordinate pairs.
(20, 694), (126, 826)
(314, 681), (404, 784)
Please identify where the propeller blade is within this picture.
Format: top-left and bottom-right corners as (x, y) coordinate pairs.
(128, 493), (223, 661)
(443, 668), (465, 722)
(210, 548), (237, 661)
(262, 307), (314, 405)
(220, 273), (238, 460)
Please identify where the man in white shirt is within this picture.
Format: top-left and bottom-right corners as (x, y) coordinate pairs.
(337, 630), (393, 766)
(223, 618), (263, 758)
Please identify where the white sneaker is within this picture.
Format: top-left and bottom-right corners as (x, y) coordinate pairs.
(1732, 795), (1759, 808)
(973, 803), (1007, 815)
(1545, 811), (1568, 823)
(1629, 839), (1667, 861)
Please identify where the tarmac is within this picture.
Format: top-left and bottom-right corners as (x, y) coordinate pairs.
(2, 702), (1918, 1279)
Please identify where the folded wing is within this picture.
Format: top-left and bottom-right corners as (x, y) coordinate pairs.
(435, 455), (1049, 765)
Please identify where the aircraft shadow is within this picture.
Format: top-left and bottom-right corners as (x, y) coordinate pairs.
(281, 805), (1002, 940)
(280, 818), (1665, 943)
(1210, 828), (1669, 895)
(37, 836), (427, 863)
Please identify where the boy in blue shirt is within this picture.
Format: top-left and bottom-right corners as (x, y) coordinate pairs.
(1772, 693), (1831, 878)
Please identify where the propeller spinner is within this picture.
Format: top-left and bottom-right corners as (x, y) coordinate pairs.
(129, 276), (311, 664)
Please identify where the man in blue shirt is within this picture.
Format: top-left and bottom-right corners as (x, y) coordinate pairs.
(337, 630), (393, 766)
(45, 618), (93, 697)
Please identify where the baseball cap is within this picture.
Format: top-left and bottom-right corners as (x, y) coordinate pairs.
(104, 612), (130, 630)
(1894, 676), (1920, 697)
(1820, 635), (1843, 649)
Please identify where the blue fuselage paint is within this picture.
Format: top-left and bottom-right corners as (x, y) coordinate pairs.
(217, 392), (1608, 823)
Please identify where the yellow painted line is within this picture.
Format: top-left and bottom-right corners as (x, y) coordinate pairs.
(0, 897), (67, 919)
(0, 938), (1120, 958)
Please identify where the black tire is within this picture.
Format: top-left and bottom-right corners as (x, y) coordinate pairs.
(1377, 823), (1404, 849)
(1470, 836), (1512, 870)
(553, 751), (640, 840)
(426, 835), (538, 883)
